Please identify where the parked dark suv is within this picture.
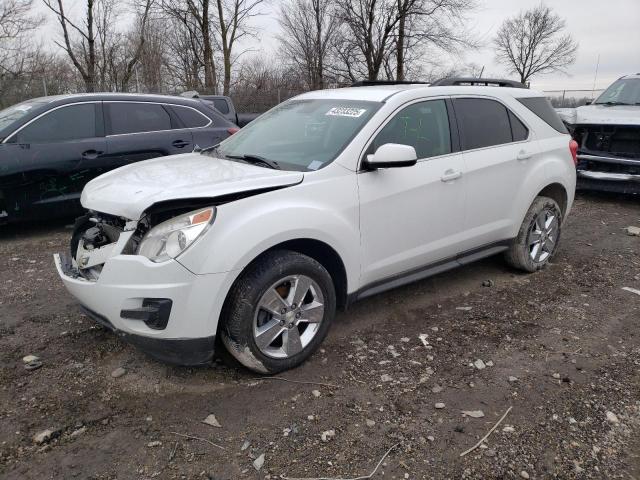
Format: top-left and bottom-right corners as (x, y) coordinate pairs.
(0, 93), (237, 223)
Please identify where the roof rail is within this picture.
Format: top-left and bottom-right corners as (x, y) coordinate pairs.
(430, 77), (528, 89)
(351, 80), (430, 87)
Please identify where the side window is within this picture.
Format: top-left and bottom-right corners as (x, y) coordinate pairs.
(171, 105), (211, 128)
(454, 98), (512, 150)
(517, 97), (568, 134)
(372, 99), (451, 159)
(16, 103), (97, 143)
(509, 111), (529, 141)
(107, 102), (171, 135)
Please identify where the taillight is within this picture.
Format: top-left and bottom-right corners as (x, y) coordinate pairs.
(227, 127), (240, 135)
(569, 139), (578, 166)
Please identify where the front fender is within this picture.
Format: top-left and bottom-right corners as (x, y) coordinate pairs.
(177, 171), (361, 292)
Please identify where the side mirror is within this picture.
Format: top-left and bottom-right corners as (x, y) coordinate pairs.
(364, 143), (418, 169)
(584, 100), (592, 105)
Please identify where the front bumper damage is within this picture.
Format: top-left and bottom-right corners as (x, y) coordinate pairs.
(570, 124), (640, 194)
(576, 153), (640, 194)
(53, 220), (228, 366)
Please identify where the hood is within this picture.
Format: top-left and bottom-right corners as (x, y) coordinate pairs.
(81, 153), (304, 220)
(557, 104), (640, 126)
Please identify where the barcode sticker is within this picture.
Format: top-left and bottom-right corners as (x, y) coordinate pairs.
(326, 107), (367, 118)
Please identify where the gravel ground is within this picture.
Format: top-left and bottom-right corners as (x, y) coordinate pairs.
(0, 192), (639, 480)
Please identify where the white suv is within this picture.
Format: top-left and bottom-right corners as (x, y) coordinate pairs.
(54, 80), (577, 373)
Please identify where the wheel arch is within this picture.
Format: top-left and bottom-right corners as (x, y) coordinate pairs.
(216, 237), (350, 341)
(537, 182), (568, 216)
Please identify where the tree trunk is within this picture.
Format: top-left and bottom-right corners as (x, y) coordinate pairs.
(202, 0), (217, 94)
(314, 0), (323, 89)
(216, 0), (231, 95)
(86, 0), (96, 92)
(396, 0), (405, 81)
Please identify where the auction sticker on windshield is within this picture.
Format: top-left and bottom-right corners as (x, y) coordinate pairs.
(326, 107), (367, 118)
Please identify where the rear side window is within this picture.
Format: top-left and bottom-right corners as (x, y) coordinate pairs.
(16, 103), (96, 143)
(172, 105), (211, 128)
(107, 102), (171, 135)
(372, 99), (452, 159)
(454, 98), (512, 150)
(517, 97), (568, 134)
(213, 99), (230, 114)
(509, 111), (529, 141)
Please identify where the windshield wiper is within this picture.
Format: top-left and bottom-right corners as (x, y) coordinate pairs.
(225, 153), (281, 170)
(594, 101), (631, 106)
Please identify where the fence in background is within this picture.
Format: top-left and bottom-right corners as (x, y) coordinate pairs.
(543, 89), (605, 108)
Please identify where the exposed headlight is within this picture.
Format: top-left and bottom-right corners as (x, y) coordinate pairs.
(137, 207), (215, 263)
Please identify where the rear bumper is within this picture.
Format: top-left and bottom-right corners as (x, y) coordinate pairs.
(54, 252), (234, 366)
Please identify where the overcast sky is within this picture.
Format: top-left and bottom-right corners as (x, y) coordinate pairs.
(39, 0), (640, 92)
(242, 0), (640, 91)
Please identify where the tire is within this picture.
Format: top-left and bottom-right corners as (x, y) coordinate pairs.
(220, 250), (336, 374)
(70, 213), (93, 258)
(505, 196), (563, 273)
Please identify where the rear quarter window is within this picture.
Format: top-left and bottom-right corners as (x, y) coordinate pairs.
(171, 105), (211, 128)
(213, 99), (230, 114)
(517, 97), (568, 134)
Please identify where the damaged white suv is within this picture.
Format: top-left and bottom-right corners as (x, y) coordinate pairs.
(55, 79), (577, 373)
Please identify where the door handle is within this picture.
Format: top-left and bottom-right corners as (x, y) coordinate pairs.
(172, 140), (190, 148)
(440, 169), (462, 182)
(517, 150), (533, 161)
(81, 149), (103, 160)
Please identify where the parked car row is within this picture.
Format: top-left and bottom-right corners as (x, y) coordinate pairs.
(53, 78), (578, 373)
(0, 94), (237, 223)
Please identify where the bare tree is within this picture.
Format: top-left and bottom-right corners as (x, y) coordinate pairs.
(0, 0), (43, 75)
(160, 0), (218, 93)
(334, 0), (402, 81)
(494, 4), (578, 85)
(215, 0), (264, 95)
(278, 0), (338, 90)
(43, 0), (153, 92)
(395, 0), (476, 81)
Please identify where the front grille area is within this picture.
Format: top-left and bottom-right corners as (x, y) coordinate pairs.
(574, 124), (640, 159)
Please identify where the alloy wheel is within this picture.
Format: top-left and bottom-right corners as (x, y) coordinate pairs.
(528, 208), (559, 263)
(253, 275), (325, 359)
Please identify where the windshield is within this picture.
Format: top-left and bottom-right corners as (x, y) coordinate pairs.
(213, 99), (381, 171)
(0, 98), (49, 135)
(594, 78), (640, 105)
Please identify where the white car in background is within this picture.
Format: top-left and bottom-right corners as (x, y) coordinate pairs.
(557, 73), (640, 194)
(55, 78), (577, 373)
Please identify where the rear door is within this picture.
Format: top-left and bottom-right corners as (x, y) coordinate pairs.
(452, 96), (537, 249)
(4, 102), (105, 219)
(103, 101), (193, 170)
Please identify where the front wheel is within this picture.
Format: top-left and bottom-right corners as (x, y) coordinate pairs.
(220, 250), (336, 374)
(505, 196), (563, 272)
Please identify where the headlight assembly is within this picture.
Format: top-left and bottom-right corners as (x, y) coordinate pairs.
(137, 207), (215, 263)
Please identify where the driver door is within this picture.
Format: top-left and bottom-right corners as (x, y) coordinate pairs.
(357, 98), (467, 287)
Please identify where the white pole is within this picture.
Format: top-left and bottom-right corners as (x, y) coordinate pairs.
(591, 54), (600, 101)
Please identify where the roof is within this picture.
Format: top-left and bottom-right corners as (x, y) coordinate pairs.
(622, 73), (640, 80)
(33, 92), (205, 107)
(297, 84), (544, 103)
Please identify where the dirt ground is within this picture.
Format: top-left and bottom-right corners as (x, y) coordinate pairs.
(0, 192), (639, 480)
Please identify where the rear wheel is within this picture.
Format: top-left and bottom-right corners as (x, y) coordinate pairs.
(505, 196), (562, 272)
(221, 250), (336, 373)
